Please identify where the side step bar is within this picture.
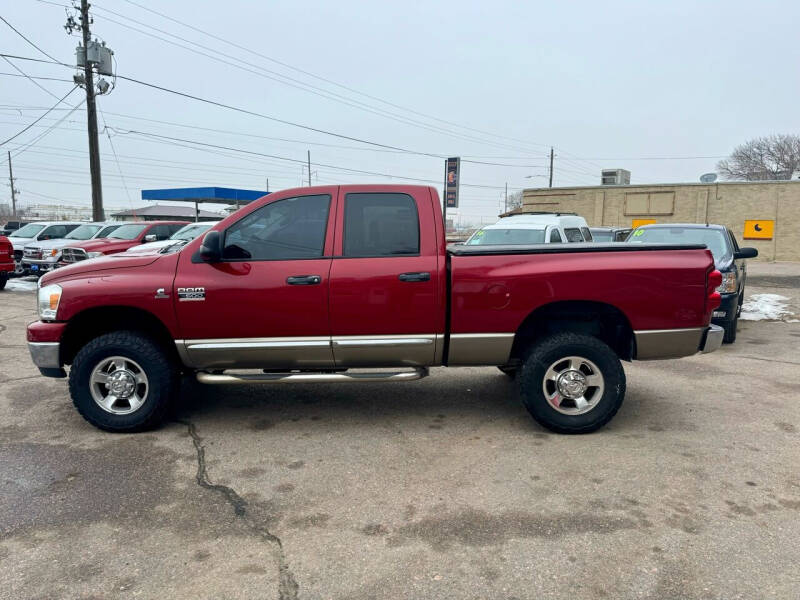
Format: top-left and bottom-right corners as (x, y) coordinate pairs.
(196, 367), (429, 385)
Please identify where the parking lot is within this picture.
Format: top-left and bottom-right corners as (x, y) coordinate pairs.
(1, 263), (799, 600)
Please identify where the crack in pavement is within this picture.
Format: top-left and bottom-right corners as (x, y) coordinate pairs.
(178, 419), (299, 600)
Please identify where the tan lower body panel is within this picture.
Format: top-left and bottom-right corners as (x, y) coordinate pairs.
(634, 328), (704, 360)
(446, 333), (515, 366)
(176, 334), (440, 369)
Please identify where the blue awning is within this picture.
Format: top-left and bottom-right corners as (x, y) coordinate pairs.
(141, 187), (268, 205)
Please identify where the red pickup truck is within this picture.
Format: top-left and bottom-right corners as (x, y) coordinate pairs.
(60, 221), (186, 264)
(27, 185), (723, 434)
(0, 235), (13, 289)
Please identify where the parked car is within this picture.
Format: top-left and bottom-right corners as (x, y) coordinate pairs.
(60, 221), (187, 264)
(589, 227), (632, 242)
(8, 222), (83, 275)
(27, 184), (723, 434)
(0, 220), (30, 236)
(465, 213), (593, 245)
(124, 221), (220, 255)
(627, 223), (757, 343)
(0, 236), (13, 290)
(21, 222), (125, 276)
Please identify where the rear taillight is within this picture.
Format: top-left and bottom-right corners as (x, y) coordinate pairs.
(706, 269), (722, 313)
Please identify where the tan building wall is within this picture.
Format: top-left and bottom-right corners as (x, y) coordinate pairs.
(520, 180), (800, 261)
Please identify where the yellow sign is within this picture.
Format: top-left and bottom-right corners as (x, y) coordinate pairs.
(632, 219), (656, 228)
(743, 219), (774, 240)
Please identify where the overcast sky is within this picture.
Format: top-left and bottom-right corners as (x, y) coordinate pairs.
(2, 0), (799, 225)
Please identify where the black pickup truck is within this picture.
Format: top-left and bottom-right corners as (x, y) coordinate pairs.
(628, 223), (758, 343)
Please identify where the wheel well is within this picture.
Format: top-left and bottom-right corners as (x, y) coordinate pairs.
(509, 301), (634, 363)
(60, 306), (179, 366)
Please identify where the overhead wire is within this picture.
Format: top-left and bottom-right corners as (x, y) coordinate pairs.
(0, 85), (77, 147)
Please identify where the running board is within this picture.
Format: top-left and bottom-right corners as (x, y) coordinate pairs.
(196, 367), (429, 385)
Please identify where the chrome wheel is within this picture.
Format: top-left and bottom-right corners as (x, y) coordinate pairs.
(89, 356), (149, 415)
(542, 355), (604, 415)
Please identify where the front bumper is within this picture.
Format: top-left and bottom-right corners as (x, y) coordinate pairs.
(711, 292), (739, 323)
(21, 259), (59, 273)
(27, 321), (67, 377)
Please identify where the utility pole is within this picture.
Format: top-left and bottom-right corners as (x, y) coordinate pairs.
(265, 177), (269, 193)
(80, 0), (104, 220)
(548, 147), (554, 188)
(7, 151), (17, 217)
(307, 151), (312, 186)
(504, 181), (508, 213)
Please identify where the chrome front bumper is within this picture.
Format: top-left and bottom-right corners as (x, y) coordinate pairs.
(28, 341), (60, 368)
(700, 324), (724, 354)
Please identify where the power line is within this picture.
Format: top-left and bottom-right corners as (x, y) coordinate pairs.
(113, 0), (556, 153)
(0, 70), (75, 84)
(0, 58), (62, 100)
(8, 98), (86, 160)
(0, 86), (77, 147)
(0, 15), (60, 63)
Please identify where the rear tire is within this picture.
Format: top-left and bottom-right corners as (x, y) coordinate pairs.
(69, 331), (177, 432)
(518, 333), (625, 434)
(0, 272), (6, 290)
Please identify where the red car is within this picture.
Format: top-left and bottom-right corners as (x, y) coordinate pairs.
(0, 235), (14, 289)
(27, 185), (722, 434)
(60, 221), (186, 264)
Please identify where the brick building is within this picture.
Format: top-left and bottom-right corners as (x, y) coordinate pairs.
(519, 180), (800, 261)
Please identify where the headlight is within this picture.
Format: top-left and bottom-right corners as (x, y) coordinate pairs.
(50, 249), (59, 257)
(716, 272), (737, 293)
(38, 284), (62, 321)
(86, 251), (104, 258)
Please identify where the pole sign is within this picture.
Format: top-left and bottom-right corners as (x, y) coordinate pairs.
(445, 157), (460, 208)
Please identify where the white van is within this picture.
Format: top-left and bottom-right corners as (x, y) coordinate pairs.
(464, 213), (592, 246)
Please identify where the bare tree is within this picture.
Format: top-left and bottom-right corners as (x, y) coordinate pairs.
(506, 191), (523, 211)
(717, 134), (800, 180)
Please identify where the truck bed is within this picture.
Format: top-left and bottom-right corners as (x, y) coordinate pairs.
(447, 242), (707, 256)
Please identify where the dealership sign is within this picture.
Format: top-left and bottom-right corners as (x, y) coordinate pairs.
(445, 157), (460, 208)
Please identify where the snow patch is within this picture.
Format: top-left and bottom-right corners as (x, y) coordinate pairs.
(5, 276), (38, 292)
(740, 294), (794, 321)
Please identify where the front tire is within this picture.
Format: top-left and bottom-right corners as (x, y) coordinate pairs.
(518, 333), (626, 434)
(723, 314), (738, 344)
(69, 331), (177, 432)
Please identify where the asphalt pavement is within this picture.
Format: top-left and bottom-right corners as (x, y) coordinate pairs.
(1, 262), (799, 600)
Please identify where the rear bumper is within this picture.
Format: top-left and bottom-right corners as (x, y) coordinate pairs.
(0, 262), (13, 273)
(700, 324), (724, 354)
(634, 325), (722, 360)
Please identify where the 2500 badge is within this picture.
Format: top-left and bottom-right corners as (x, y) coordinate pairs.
(177, 287), (206, 301)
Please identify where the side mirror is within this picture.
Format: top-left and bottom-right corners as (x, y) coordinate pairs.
(735, 247), (758, 260)
(144, 234), (157, 243)
(199, 230), (222, 262)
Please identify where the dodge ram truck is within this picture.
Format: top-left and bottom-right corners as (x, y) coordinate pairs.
(27, 185), (723, 434)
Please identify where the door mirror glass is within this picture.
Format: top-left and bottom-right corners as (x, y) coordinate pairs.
(199, 230), (222, 262)
(734, 247), (758, 260)
(144, 234), (157, 243)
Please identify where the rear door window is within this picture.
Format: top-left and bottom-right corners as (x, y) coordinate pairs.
(343, 193), (419, 257)
(564, 228), (584, 243)
(550, 229), (563, 243)
(581, 227), (593, 242)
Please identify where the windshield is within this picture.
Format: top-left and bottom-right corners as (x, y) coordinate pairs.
(10, 223), (44, 238)
(96, 224), (122, 238)
(109, 224), (148, 240)
(65, 224), (102, 240)
(591, 230), (614, 242)
(629, 227), (730, 261)
(170, 223), (212, 241)
(466, 228), (546, 245)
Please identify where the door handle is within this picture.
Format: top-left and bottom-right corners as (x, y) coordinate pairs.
(398, 271), (430, 282)
(287, 275), (322, 285)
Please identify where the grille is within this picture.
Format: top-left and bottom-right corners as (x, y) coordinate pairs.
(24, 247), (43, 260)
(62, 248), (88, 263)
